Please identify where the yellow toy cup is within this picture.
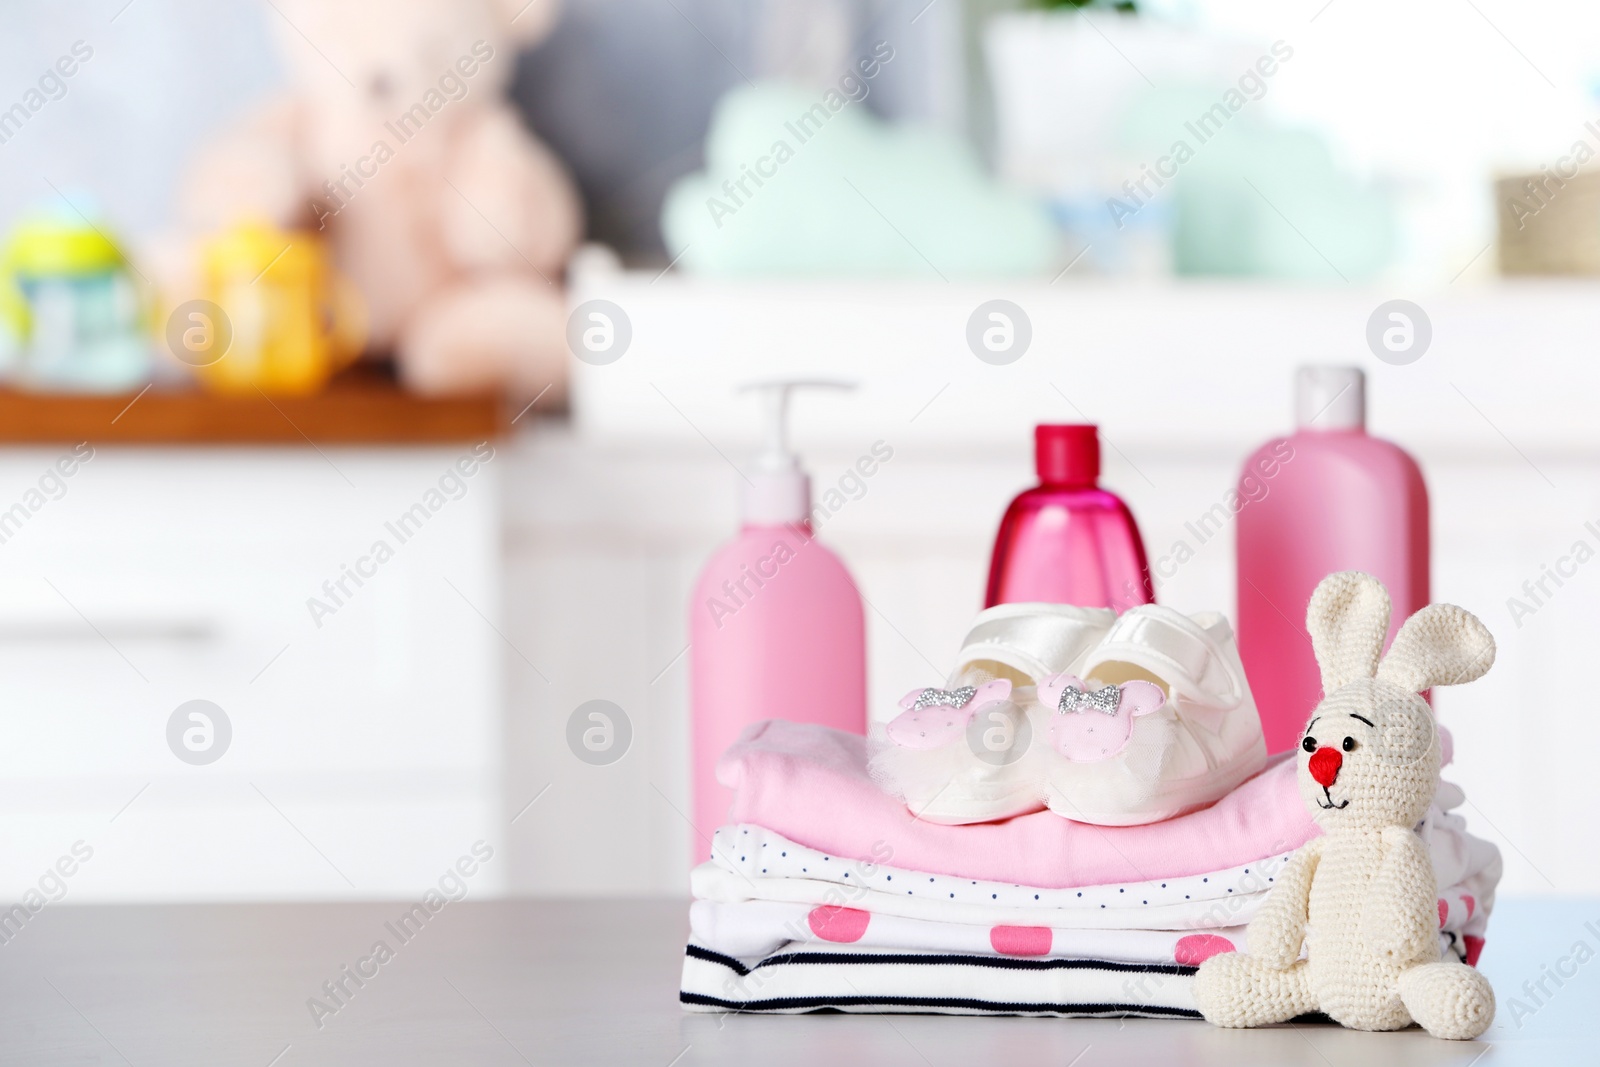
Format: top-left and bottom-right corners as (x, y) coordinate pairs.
(185, 221), (365, 395)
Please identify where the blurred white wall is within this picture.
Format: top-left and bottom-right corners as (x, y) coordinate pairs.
(1151, 0), (1600, 280)
(0, 0), (282, 243)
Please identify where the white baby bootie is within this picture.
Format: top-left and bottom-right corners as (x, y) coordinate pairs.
(872, 602), (1266, 828)
(1030, 605), (1267, 826)
(869, 602), (1115, 824)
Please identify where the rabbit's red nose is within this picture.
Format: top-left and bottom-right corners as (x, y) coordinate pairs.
(1308, 747), (1343, 789)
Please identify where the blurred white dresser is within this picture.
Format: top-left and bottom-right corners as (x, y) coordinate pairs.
(0, 446), (504, 901)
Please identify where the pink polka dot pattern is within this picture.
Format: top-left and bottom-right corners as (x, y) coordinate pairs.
(1462, 894), (1475, 920)
(1437, 899), (1447, 928)
(1174, 933), (1236, 966)
(1463, 934), (1485, 967)
(989, 925), (1052, 956)
(807, 906), (870, 943)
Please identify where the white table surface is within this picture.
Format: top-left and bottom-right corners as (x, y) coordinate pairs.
(1, 897), (1591, 1065)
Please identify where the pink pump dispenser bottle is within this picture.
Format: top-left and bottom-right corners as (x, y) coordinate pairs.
(1236, 366), (1429, 754)
(688, 382), (866, 863)
(985, 424), (1154, 610)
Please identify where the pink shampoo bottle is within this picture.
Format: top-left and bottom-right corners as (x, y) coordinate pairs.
(688, 382), (866, 863)
(1236, 366), (1429, 754)
(985, 424), (1154, 610)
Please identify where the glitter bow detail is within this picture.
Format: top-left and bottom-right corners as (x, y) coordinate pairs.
(1038, 673), (1167, 762)
(1056, 683), (1122, 716)
(910, 686), (977, 711)
(887, 679), (1014, 750)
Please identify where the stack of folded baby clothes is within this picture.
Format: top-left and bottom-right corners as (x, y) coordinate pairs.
(680, 604), (1501, 1017)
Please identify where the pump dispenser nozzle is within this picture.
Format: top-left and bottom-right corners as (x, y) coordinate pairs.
(737, 379), (853, 525)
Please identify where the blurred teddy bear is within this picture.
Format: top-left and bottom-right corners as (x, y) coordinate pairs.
(174, 0), (581, 396)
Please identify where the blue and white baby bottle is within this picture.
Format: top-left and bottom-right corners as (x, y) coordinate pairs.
(1, 203), (151, 391)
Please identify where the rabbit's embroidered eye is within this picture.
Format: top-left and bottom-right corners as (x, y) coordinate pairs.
(1342, 736), (1357, 752)
(1301, 736), (1317, 753)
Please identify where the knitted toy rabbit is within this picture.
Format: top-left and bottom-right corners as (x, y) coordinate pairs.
(1194, 571), (1496, 1040)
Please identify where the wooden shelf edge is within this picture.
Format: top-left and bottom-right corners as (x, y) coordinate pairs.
(0, 384), (506, 446)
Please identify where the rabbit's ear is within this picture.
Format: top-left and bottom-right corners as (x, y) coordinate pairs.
(1306, 571), (1392, 694)
(1377, 604), (1495, 693)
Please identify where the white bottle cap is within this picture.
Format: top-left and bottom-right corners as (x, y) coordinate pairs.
(737, 380), (853, 525)
(1295, 366), (1365, 431)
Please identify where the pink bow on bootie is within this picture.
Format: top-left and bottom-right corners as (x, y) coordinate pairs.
(1038, 674), (1166, 762)
(886, 680), (1013, 750)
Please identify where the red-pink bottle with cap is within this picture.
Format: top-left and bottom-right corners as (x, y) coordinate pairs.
(985, 424), (1155, 610)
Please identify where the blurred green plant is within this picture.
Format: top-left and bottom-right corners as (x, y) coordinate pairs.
(1031, 0), (1137, 11)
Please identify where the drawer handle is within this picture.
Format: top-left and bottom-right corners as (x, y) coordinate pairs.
(0, 620), (217, 642)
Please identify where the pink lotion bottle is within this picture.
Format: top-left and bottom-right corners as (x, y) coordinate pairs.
(985, 424), (1155, 610)
(1236, 366), (1429, 754)
(688, 382), (866, 863)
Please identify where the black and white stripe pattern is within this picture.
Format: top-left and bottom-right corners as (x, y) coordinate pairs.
(681, 943), (1203, 1018)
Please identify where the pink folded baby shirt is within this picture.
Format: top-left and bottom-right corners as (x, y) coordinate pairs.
(719, 719), (1316, 888)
